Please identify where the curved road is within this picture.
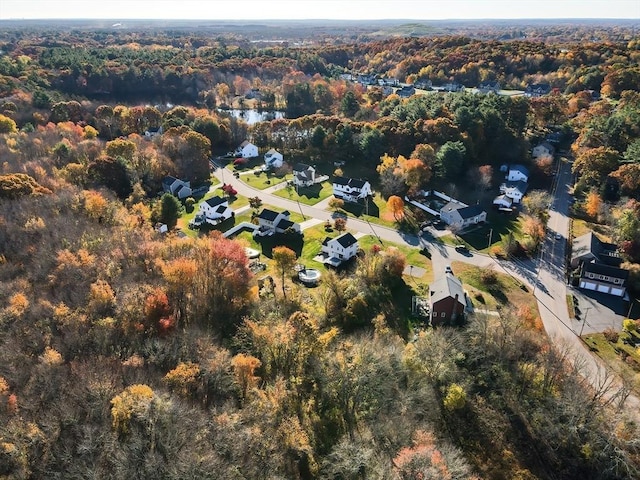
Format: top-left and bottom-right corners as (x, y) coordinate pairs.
(212, 163), (638, 409)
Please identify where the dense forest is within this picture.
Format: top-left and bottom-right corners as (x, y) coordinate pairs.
(0, 21), (640, 479)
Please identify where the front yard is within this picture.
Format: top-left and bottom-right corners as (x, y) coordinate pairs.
(273, 181), (333, 205)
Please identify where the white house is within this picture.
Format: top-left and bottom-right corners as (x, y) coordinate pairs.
(292, 163), (316, 187)
(197, 196), (234, 225)
(234, 141), (258, 158)
(493, 194), (514, 209)
(532, 142), (555, 159)
(254, 208), (301, 236)
(506, 164), (530, 183)
(439, 202), (487, 230)
(162, 176), (192, 199)
(499, 180), (528, 204)
(264, 148), (284, 169)
(332, 177), (372, 203)
(321, 233), (359, 267)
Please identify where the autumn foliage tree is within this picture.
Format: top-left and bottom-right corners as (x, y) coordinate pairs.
(387, 195), (405, 221)
(272, 246), (297, 299)
(194, 234), (253, 333)
(585, 190), (602, 218)
(231, 353), (261, 405)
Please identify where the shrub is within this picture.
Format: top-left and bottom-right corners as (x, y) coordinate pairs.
(480, 269), (498, 285)
(603, 328), (619, 343)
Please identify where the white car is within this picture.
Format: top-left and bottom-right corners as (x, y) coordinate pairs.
(445, 265), (453, 274)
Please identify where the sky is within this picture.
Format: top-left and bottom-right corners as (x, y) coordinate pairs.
(2, 0), (639, 20)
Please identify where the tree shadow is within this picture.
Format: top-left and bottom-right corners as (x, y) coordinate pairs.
(255, 232), (304, 258)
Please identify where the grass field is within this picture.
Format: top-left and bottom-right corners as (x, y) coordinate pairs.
(453, 261), (537, 314)
(582, 330), (640, 395)
(242, 170), (292, 190)
(273, 181), (334, 205)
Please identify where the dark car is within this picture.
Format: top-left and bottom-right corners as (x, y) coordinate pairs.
(454, 244), (469, 253)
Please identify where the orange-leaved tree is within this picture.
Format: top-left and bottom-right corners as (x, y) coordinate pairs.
(272, 246), (297, 299)
(387, 195), (405, 221)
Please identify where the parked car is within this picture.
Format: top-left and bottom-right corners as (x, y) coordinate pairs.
(454, 244), (469, 253)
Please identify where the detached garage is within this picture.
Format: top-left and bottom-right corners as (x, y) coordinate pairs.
(578, 262), (628, 298)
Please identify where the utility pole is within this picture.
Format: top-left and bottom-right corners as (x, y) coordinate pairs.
(488, 228), (493, 249)
(579, 307), (592, 337)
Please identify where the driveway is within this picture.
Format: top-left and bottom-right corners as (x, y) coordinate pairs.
(569, 287), (629, 335)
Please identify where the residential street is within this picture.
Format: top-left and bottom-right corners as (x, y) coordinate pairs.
(212, 163), (638, 409)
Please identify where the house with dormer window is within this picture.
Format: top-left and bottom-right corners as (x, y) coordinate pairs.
(321, 233), (359, 267)
(264, 148), (284, 170)
(254, 208), (301, 236)
(332, 177), (372, 203)
(196, 196), (234, 225)
(162, 176), (192, 199)
(292, 163), (316, 187)
(233, 140), (258, 158)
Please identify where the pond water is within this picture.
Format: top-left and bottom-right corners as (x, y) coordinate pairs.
(217, 109), (285, 125)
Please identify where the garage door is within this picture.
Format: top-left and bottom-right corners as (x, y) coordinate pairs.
(580, 281), (597, 290)
(610, 288), (625, 296)
(597, 284), (610, 293)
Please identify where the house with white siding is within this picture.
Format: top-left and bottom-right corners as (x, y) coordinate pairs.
(321, 233), (359, 266)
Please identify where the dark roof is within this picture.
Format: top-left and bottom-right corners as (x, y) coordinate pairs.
(456, 204), (486, 220)
(430, 274), (466, 305)
(335, 232), (358, 248)
(322, 236), (331, 246)
(293, 163), (312, 172)
(582, 262), (629, 283)
(205, 196), (227, 208)
(510, 164), (530, 176)
(162, 175), (179, 187)
(257, 208), (280, 221)
(504, 180), (528, 194)
(572, 232), (621, 267)
(333, 176), (368, 189)
(215, 205), (228, 214)
(276, 218), (295, 230)
(333, 176), (350, 186)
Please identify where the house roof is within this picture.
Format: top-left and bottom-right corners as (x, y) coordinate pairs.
(276, 218), (295, 230)
(430, 274), (466, 305)
(572, 232), (621, 266)
(509, 164), (530, 177)
(333, 176), (368, 189)
(582, 262), (629, 283)
(215, 205), (228, 214)
(265, 148), (280, 156)
(455, 204), (486, 220)
(293, 163), (313, 172)
(503, 180), (528, 194)
(335, 232), (358, 248)
(257, 208), (281, 221)
(239, 140), (250, 148)
(162, 175), (179, 187)
(493, 194), (513, 205)
(205, 196), (227, 208)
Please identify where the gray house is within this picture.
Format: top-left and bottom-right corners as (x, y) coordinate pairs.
(439, 202), (487, 230)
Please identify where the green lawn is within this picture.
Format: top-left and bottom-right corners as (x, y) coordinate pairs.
(273, 181), (333, 205)
(582, 331), (640, 395)
(242, 170), (292, 190)
(453, 262), (537, 314)
(339, 194), (400, 229)
(357, 234), (433, 282)
(457, 209), (522, 252)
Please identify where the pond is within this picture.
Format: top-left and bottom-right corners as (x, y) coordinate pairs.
(217, 109), (286, 125)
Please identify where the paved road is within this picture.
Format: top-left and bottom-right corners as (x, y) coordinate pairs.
(212, 162), (638, 410)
